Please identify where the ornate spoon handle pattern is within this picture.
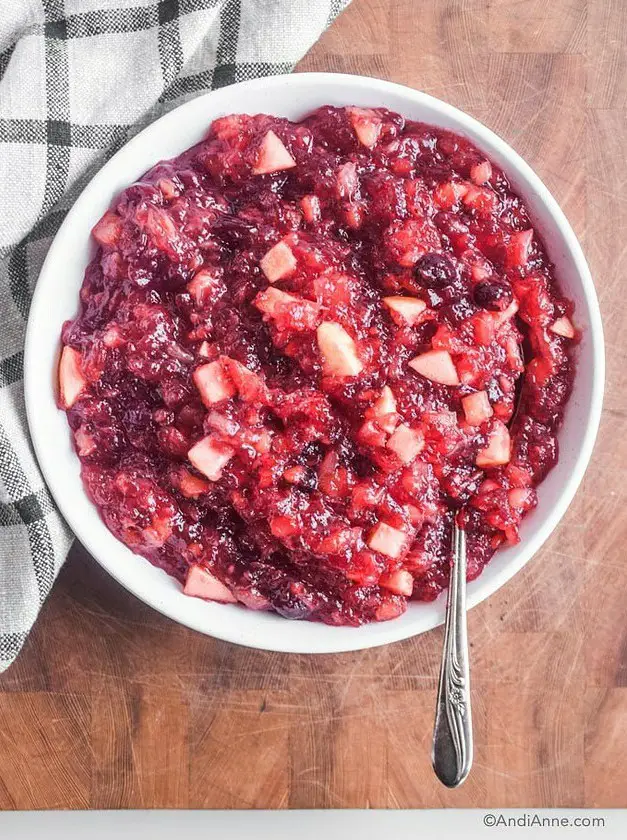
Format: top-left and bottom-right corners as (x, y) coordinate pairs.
(432, 519), (473, 788)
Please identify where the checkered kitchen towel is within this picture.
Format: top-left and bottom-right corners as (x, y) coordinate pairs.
(0, 0), (350, 672)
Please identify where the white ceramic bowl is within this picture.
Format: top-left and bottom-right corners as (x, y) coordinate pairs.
(25, 73), (604, 653)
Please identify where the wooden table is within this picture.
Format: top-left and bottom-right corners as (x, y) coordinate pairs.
(1, 0), (625, 810)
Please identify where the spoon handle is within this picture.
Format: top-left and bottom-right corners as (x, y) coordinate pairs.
(432, 520), (473, 788)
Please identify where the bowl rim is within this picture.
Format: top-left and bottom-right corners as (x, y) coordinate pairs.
(24, 72), (605, 653)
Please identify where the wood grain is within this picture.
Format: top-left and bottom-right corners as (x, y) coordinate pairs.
(1, 0), (626, 809)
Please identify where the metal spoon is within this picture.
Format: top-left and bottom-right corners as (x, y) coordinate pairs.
(431, 318), (528, 786)
(431, 517), (473, 788)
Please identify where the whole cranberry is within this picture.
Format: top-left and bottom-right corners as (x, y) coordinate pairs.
(473, 280), (513, 311)
(415, 253), (457, 288)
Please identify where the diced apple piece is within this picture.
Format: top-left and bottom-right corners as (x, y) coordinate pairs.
(187, 268), (223, 307)
(493, 299), (519, 328)
(283, 466), (309, 485)
(184, 565), (237, 603)
(158, 178), (178, 199)
(92, 210), (122, 246)
(507, 228), (534, 267)
(550, 316), (575, 338)
(472, 311), (496, 346)
(317, 450), (352, 497)
(316, 321), (363, 377)
(344, 202), (364, 230)
(375, 599), (406, 621)
(143, 514), (173, 548)
(193, 360), (235, 406)
(252, 130), (296, 175)
(253, 429), (273, 454)
(58, 346), (87, 409)
(434, 180), (469, 210)
(102, 324), (125, 348)
(367, 522), (408, 559)
(406, 505), (424, 527)
(198, 341), (211, 358)
(188, 436), (234, 481)
(527, 354), (556, 386)
(254, 287), (320, 329)
(408, 349), (460, 386)
(141, 206), (177, 252)
(348, 107), (383, 148)
(374, 384), (397, 415)
(336, 161), (359, 200)
(508, 487), (535, 510)
(470, 310), (497, 347)
(206, 411), (239, 436)
(221, 357), (269, 403)
(380, 569), (414, 596)
(234, 588), (271, 610)
(74, 425), (96, 456)
(211, 114), (246, 141)
(462, 185), (498, 214)
(470, 160), (492, 185)
(270, 515), (299, 538)
(358, 418), (388, 448)
(476, 420), (511, 468)
(383, 296), (427, 326)
(505, 335), (523, 371)
(371, 385), (398, 434)
(300, 194), (321, 223)
(179, 469), (211, 498)
(351, 481), (384, 510)
(422, 409), (458, 428)
(386, 424), (424, 464)
(471, 261), (492, 282)
(506, 464), (533, 488)
(260, 240), (297, 283)
(254, 286), (299, 315)
(385, 218), (442, 267)
(461, 391), (493, 426)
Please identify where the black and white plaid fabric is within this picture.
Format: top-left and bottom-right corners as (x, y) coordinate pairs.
(0, 0), (350, 672)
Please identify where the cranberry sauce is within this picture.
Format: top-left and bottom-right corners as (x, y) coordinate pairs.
(58, 106), (576, 625)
